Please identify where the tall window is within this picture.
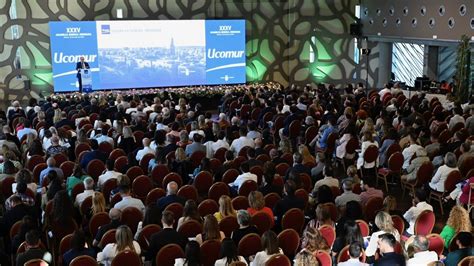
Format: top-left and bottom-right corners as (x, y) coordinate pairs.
(392, 43), (424, 86)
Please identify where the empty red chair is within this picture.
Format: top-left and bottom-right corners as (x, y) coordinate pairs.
(121, 207), (144, 234)
(89, 212), (110, 238)
(315, 250), (332, 266)
(53, 153), (68, 167)
(111, 250), (141, 266)
(178, 220), (203, 238)
(132, 175), (153, 201)
(277, 229), (300, 258)
(71, 183), (85, 201)
(75, 143), (91, 159)
(281, 208), (305, 233)
(275, 163), (290, 176)
(32, 163), (47, 184)
(177, 185), (198, 202)
(427, 233), (445, 257)
(198, 199), (219, 217)
(414, 210), (435, 235)
(238, 233), (262, 257)
(151, 164), (170, 187)
(200, 239), (221, 266)
(391, 215), (405, 236)
(219, 216), (239, 238)
(208, 182), (230, 202)
(145, 188), (166, 206)
(231, 196), (249, 210)
(294, 189), (308, 207)
(251, 211), (274, 235)
(238, 180), (258, 197)
(356, 219), (370, 237)
(126, 166), (144, 182)
(319, 225), (336, 247)
(193, 171), (213, 195)
(155, 244), (184, 266)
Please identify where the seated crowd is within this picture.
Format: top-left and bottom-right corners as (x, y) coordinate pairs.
(0, 82), (472, 266)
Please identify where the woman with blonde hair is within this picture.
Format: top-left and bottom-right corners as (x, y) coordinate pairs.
(118, 126), (136, 154)
(247, 191), (274, 226)
(97, 225), (141, 266)
(365, 211), (400, 257)
(195, 215), (225, 245)
(440, 206), (472, 248)
(91, 192), (107, 215)
(298, 145), (315, 165)
(214, 195), (236, 222)
(300, 226), (329, 253)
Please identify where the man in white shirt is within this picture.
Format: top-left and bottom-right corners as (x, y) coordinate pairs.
(211, 131), (230, 154)
(338, 242), (369, 266)
(16, 120), (37, 141)
(135, 138), (154, 162)
(114, 185), (145, 214)
(75, 177), (95, 207)
(402, 133), (424, 170)
(406, 235), (438, 266)
(335, 180), (361, 209)
(448, 107), (465, 130)
(403, 189), (433, 235)
(313, 165), (339, 191)
(92, 128), (114, 147)
(98, 159), (122, 189)
(229, 162), (257, 192)
(230, 127), (255, 156)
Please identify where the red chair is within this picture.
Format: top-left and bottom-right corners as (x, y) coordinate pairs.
(70, 255), (98, 266)
(337, 244), (366, 263)
(401, 162), (434, 197)
(111, 250), (141, 266)
(101, 178), (117, 204)
(71, 183), (85, 201)
(133, 131), (145, 145)
(330, 186), (341, 199)
(318, 225), (336, 247)
(165, 203), (184, 221)
(139, 153), (155, 173)
(156, 245), (185, 266)
(198, 199), (219, 217)
(219, 216), (239, 237)
(110, 193), (122, 207)
(178, 220), (203, 238)
(126, 166), (144, 182)
(177, 185), (198, 202)
(200, 239), (221, 266)
(75, 143), (91, 159)
(264, 193), (281, 209)
(377, 152), (404, 192)
(231, 196), (250, 210)
(26, 155), (45, 171)
(145, 188), (166, 206)
(109, 148), (126, 161)
(238, 180), (258, 197)
(98, 141), (113, 155)
(277, 229), (300, 258)
(114, 156), (128, 172)
(99, 229), (117, 248)
(427, 233), (445, 257)
(281, 208), (305, 233)
(80, 196), (93, 216)
(58, 234), (74, 265)
(458, 256), (474, 266)
(364, 197), (384, 221)
(300, 173), (312, 192)
(275, 163), (290, 176)
(429, 170), (462, 215)
(266, 254), (291, 266)
(250, 165), (264, 185)
(222, 169), (239, 184)
(214, 147), (227, 163)
(414, 210), (435, 235)
(305, 126), (318, 145)
(60, 161), (75, 178)
(151, 164), (170, 187)
(137, 224), (161, 250)
(10, 220), (22, 240)
(89, 212), (110, 238)
(256, 154), (270, 163)
(193, 171), (213, 195)
(315, 250), (332, 266)
(24, 259), (48, 266)
(87, 159), (106, 181)
(238, 233), (262, 257)
(132, 175), (153, 201)
(208, 182), (230, 202)
(251, 211), (274, 235)
(190, 150), (206, 168)
(391, 215), (405, 236)
(356, 219), (370, 237)
(1, 176), (15, 198)
(360, 145), (379, 178)
(32, 163), (47, 184)
(162, 172), (183, 188)
(280, 153), (293, 166)
(295, 189), (309, 207)
(121, 207), (144, 234)
(53, 153), (68, 167)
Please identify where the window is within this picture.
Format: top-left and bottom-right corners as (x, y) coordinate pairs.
(392, 43), (424, 86)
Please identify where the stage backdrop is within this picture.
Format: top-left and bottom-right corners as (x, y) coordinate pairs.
(49, 20), (246, 92)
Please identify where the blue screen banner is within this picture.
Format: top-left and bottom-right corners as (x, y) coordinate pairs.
(49, 20), (246, 92)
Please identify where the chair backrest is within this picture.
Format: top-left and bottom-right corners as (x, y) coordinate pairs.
(139, 153), (155, 173)
(114, 156), (128, 172)
(319, 202), (338, 222)
(314, 250), (332, 266)
(363, 145), (379, 164)
(318, 225), (336, 247)
(101, 178), (117, 203)
(356, 219), (370, 237)
(60, 161), (75, 178)
(238, 233), (262, 257)
(288, 120), (301, 138)
(24, 259), (48, 266)
(414, 210), (435, 235)
(251, 211), (273, 235)
(415, 162), (434, 186)
(111, 250), (141, 266)
(59, 233), (74, 257)
(198, 199), (219, 217)
(151, 164), (170, 187)
(222, 168), (240, 184)
(277, 229), (300, 258)
(238, 180), (258, 197)
(80, 196), (93, 216)
(427, 233), (445, 257)
(99, 229), (117, 248)
(155, 244), (184, 266)
(264, 193), (281, 209)
(457, 256), (474, 266)
(162, 172), (183, 188)
(325, 132), (338, 154)
(190, 150), (206, 168)
(138, 224), (161, 250)
(165, 203), (184, 221)
(265, 254), (291, 266)
(126, 166), (145, 182)
(208, 182), (230, 202)
(281, 208), (305, 233)
(89, 212), (111, 238)
(364, 197), (384, 221)
(177, 185), (198, 202)
(72, 182), (85, 201)
(177, 220), (203, 238)
(145, 188), (166, 206)
(387, 152), (404, 172)
(132, 175), (153, 200)
(444, 170), (462, 193)
(219, 216), (239, 238)
(231, 196), (249, 210)
(345, 138), (360, 155)
(275, 163), (290, 177)
(391, 215), (405, 236)
(121, 207), (144, 234)
(109, 148), (126, 161)
(70, 255), (98, 266)
(337, 244), (366, 263)
(300, 173), (312, 192)
(87, 159), (106, 181)
(10, 220), (22, 239)
(193, 171), (214, 195)
(385, 143), (402, 161)
(200, 239), (222, 266)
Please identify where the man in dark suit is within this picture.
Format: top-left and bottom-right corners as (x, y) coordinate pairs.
(80, 139), (107, 169)
(16, 230), (52, 266)
(374, 233), (406, 266)
(285, 152), (311, 180)
(273, 180), (305, 229)
(146, 211), (187, 266)
(76, 56), (90, 93)
(0, 196), (37, 238)
(157, 181), (185, 212)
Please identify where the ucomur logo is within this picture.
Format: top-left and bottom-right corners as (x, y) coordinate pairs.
(101, 24), (111, 34)
(207, 49), (244, 59)
(53, 53), (97, 64)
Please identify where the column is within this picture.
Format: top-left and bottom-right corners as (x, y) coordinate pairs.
(424, 46), (439, 80)
(376, 42), (393, 89)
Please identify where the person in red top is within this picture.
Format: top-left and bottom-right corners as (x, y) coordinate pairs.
(247, 191), (274, 227)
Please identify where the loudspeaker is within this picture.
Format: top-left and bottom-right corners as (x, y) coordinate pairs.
(350, 23), (362, 36)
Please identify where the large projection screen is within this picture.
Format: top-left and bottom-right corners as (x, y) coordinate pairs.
(49, 20), (246, 92)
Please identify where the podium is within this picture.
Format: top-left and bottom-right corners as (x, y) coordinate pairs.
(79, 69), (92, 92)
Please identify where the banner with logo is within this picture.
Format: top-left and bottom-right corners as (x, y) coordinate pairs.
(49, 20), (246, 92)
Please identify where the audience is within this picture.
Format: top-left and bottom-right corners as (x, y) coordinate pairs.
(174, 241), (201, 266)
(338, 242), (369, 266)
(62, 230), (96, 266)
(215, 238), (248, 266)
(444, 231), (473, 266)
(250, 230), (283, 265)
(403, 188), (433, 236)
(16, 230), (52, 266)
(195, 215), (225, 245)
(157, 181), (185, 211)
(406, 235), (438, 265)
(231, 210), (259, 245)
(97, 225), (141, 266)
(374, 233), (405, 266)
(214, 195), (237, 222)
